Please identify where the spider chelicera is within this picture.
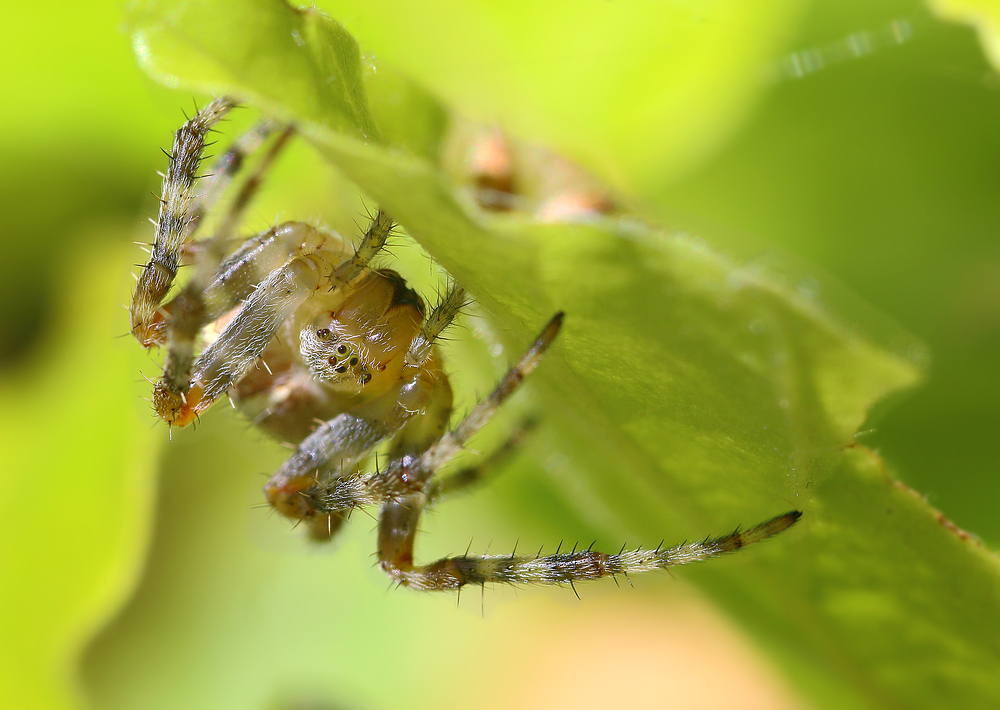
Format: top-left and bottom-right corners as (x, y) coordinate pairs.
(130, 97), (800, 591)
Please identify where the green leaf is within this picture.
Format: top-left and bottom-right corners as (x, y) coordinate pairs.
(77, 1), (1000, 709)
(133, 0), (809, 191)
(931, 0), (1000, 71)
(0, 243), (160, 710)
(313, 0), (809, 192)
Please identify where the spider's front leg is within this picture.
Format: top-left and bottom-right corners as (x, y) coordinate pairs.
(131, 97), (250, 347)
(263, 413), (393, 541)
(152, 246), (325, 425)
(153, 212), (394, 425)
(156, 124), (297, 404)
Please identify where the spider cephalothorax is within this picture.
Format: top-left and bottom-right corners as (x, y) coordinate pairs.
(130, 97), (800, 590)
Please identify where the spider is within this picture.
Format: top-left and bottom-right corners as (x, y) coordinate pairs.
(130, 97), (801, 592)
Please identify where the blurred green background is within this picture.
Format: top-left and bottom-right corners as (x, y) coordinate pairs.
(1, 0), (999, 708)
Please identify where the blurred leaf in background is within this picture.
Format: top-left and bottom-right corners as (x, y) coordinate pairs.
(2, 1), (1000, 709)
(0, 0), (173, 706)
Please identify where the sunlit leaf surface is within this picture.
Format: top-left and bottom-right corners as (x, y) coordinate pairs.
(313, 0), (809, 191)
(931, 0), (1000, 69)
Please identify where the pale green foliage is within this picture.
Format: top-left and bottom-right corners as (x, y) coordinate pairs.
(931, 0), (1000, 69)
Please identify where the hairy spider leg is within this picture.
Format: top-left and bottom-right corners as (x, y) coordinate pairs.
(184, 117), (284, 246)
(424, 418), (538, 503)
(367, 419), (540, 548)
(159, 126), (297, 409)
(405, 282), (468, 366)
(312, 313), (563, 511)
(192, 205), (390, 345)
(379, 506), (801, 591)
(131, 97), (237, 347)
(153, 213), (394, 425)
(193, 221), (331, 326)
(207, 124), (295, 246)
(265, 413), (395, 540)
(383, 281), (466, 459)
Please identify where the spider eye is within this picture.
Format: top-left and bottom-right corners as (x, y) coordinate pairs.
(360, 372), (372, 385)
(336, 344), (349, 355)
(327, 356), (338, 366)
(349, 356), (358, 367)
(334, 364), (348, 374)
(316, 328), (331, 339)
